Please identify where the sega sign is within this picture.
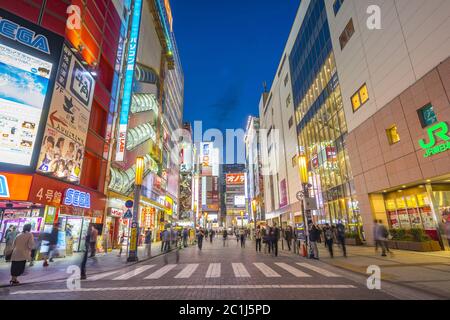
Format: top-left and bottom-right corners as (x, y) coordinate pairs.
(0, 175), (10, 198)
(63, 188), (91, 209)
(0, 17), (50, 54)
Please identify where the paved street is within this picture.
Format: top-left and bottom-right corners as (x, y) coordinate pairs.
(3, 237), (447, 300)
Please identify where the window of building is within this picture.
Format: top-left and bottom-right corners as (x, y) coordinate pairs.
(417, 103), (438, 128)
(339, 18), (354, 50)
(351, 83), (369, 112)
(386, 125), (401, 145)
(286, 94), (291, 108)
(284, 74), (289, 87)
(288, 116), (294, 129)
(333, 0), (344, 16)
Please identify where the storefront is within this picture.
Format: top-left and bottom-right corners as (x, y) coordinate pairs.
(370, 181), (450, 249)
(0, 172), (106, 259)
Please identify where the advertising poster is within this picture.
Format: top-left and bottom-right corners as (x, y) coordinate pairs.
(0, 44), (53, 166)
(36, 45), (95, 184)
(226, 173), (245, 185)
(0, 9), (64, 171)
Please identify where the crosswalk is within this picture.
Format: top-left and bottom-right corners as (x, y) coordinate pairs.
(87, 261), (342, 282)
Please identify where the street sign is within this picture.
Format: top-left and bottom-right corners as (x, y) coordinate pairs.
(125, 200), (134, 208)
(304, 197), (317, 210)
(296, 191), (303, 201)
(123, 209), (133, 219)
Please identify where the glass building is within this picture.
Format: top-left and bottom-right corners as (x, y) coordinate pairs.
(289, 0), (363, 235)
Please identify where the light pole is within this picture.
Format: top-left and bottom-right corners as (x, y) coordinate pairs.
(127, 157), (144, 262)
(240, 211), (244, 228)
(297, 154), (311, 256)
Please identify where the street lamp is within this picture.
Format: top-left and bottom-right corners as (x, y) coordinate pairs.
(240, 211), (244, 228)
(128, 156), (144, 262)
(252, 199), (257, 236)
(297, 154), (311, 255)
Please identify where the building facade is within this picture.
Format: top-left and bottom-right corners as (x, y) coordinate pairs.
(326, 0), (450, 248)
(220, 164), (246, 229)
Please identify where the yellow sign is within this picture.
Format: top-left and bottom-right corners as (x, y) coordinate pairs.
(165, 196), (173, 215)
(129, 227), (137, 251)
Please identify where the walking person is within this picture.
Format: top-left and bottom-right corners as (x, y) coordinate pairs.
(197, 228), (205, 250)
(240, 229), (246, 248)
(144, 229), (152, 257)
(117, 233), (125, 257)
(285, 226), (293, 251)
(162, 229), (170, 252)
(236, 230), (240, 245)
(377, 220), (392, 257)
(323, 224), (334, 258)
(80, 224), (91, 280)
(4, 226), (18, 262)
(373, 220), (381, 252)
(309, 225), (320, 260)
(9, 224), (34, 286)
(273, 223), (280, 257)
(210, 229), (214, 243)
(222, 229), (228, 247)
(89, 225), (98, 258)
(255, 226), (262, 252)
(43, 224), (59, 267)
(336, 221), (347, 257)
(29, 233), (40, 267)
(183, 228), (189, 247)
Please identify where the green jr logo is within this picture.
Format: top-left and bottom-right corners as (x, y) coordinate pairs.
(418, 122), (450, 158)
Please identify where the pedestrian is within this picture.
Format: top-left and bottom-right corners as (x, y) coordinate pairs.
(80, 225), (91, 280)
(162, 229), (170, 252)
(373, 220), (381, 252)
(89, 225), (98, 258)
(240, 228), (246, 248)
(145, 229), (152, 257)
(118, 233), (125, 257)
(336, 221), (347, 257)
(309, 225), (320, 259)
(223, 229), (228, 247)
(210, 229), (214, 243)
(43, 224), (59, 267)
(197, 228), (205, 250)
(273, 223), (280, 257)
(323, 223), (334, 258)
(4, 226), (18, 262)
(377, 220), (391, 257)
(183, 228), (189, 247)
(10, 224), (34, 286)
(285, 226), (293, 251)
(29, 232), (40, 267)
(255, 225), (262, 252)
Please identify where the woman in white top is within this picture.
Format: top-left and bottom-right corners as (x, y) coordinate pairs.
(10, 224), (35, 286)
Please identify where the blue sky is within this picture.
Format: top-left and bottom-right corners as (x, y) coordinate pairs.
(171, 0), (299, 134)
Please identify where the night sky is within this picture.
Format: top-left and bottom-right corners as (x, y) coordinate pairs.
(171, 0), (299, 136)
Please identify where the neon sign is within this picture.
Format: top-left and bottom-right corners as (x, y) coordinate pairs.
(0, 175), (10, 198)
(0, 18), (50, 54)
(64, 188), (91, 208)
(419, 122), (450, 158)
(116, 0), (143, 161)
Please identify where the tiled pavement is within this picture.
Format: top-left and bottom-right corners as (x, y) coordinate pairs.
(2, 237), (447, 300)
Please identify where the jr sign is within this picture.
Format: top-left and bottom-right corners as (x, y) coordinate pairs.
(418, 122), (450, 158)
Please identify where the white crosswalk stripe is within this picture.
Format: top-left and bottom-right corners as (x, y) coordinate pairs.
(253, 263), (281, 277)
(145, 264), (177, 279)
(205, 263), (221, 278)
(232, 263), (251, 277)
(275, 262), (311, 277)
(87, 270), (121, 281)
(296, 263), (341, 277)
(175, 264), (199, 278)
(113, 265), (155, 280)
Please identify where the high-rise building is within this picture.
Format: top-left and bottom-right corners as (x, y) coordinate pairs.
(326, 0), (450, 248)
(220, 164), (247, 229)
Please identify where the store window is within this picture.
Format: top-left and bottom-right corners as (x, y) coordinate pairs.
(351, 83), (369, 112)
(339, 18), (355, 50)
(284, 74), (289, 87)
(333, 0), (345, 16)
(286, 94), (291, 108)
(386, 125), (401, 145)
(417, 103), (438, 128)
(288, 116), (294, 129)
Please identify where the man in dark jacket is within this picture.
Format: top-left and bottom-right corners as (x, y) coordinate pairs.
(273, 223), (280, 257)
(285, 226), (293, 251)
(309, 225), (320, 259)
(43, 225), (59, 267)
(336, 221), (347, 257)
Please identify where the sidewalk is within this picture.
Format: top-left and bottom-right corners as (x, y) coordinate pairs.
(278, 240), (450, 298)
(0, 241), (181, 287)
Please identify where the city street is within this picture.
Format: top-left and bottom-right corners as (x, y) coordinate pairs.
(3, 238), (447, 300)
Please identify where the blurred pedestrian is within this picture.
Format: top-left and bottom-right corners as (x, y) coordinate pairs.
(309, 225), (320, 260)
(145, 229), (152, 257)
(10, 224), (34, 286)
(273, 223), (280, 257)
(240, 229), (246, 248)
(255, 225), (262, 252)
(222, 229), (228, 247)
(43, 224), (59, 267)
(89, 225), (98, 258)
(336, 221), (347, 257)
(285, 226), (293, 251)
(4, 226), (18, 262)
(373, 220), (381, 252)
(197, 228), (205, 250)
(183, 228), (189, 247)
(118, 233), (125, 257)
(377, 220), (391, 257)
(323, 223), (334, 258)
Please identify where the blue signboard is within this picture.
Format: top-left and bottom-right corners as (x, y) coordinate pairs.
(116, 0), (143, 161)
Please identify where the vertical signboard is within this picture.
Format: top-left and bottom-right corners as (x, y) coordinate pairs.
(115, 0), (143, 161)
(0, 9), (64, 172)
(36, 45), (95, 184)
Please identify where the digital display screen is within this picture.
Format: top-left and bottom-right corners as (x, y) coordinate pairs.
(0, 43), (53, 166)
(234, 195), (246, 207)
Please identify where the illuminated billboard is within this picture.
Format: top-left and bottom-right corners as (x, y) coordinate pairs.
(36, 45), (95, 184)
(226, 173), (245, 185)
(234, 195), (246, 207)
(0, 9), (64, 172)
